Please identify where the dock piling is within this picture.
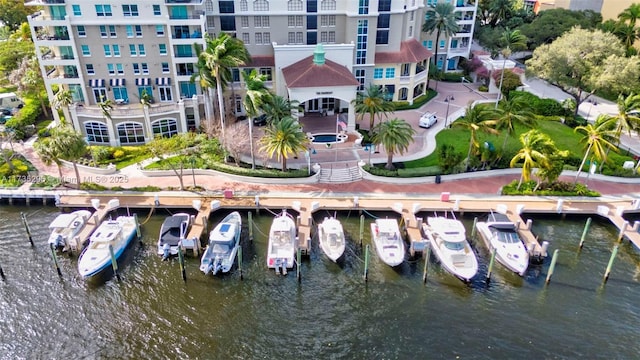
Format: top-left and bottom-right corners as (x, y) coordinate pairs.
(359, 215), (364, 248)
(238, 246), (243, 280)
(134, 213), (141, 238)
(579, 217), (592, 249)
(248, 211), (253, 242)
(471, 217), (478, 240)
(603, 245), (619, 283)
(20, 212), (34, 247)
(0, 258), (5, 280)
(296, 248), (302, 283)
(108, 244), (120, 282)
(178, 245), (186, 282)
(202, 216), (208, 236)
(363, 244), (370, 282)
(422, 245), (431, 285)
(486, 248), (497, 283)
(545, 249), (559, 284)
(49, 243), (62, 277)
(526, 219), (533, 230)
(617, 221), (629, 242)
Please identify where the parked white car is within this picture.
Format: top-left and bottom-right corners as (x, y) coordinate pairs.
(419, 112), (438, 128)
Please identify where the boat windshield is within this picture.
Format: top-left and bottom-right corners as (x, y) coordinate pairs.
(494, 229), (520, 244)
(444, 240), (464, 251)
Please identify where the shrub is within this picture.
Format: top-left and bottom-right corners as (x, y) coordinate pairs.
(37, 127), (51, 138)
(478, 85), (488, 92)
(362, 164), (398, 177)
(208, 162), (309, 178)
(438, 144), (462, 174)
(392, 90), (437, 111)
(91, 146), (112, 162)
(112, 149), (126, 159)
(397, 166), (442, 177)
(80, 182), (108, 191)
(563, 114), (587, 128)
(30, 175), (61, 189)
(0, 158), (30, 177)
(501, 180), (600, 196)
(509, 91), (566, 116)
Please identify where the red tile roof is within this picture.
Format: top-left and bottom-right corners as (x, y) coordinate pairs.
(246, 55), (275, 67)
(282, 56), (359, 88)
(374, 38), (433, 64)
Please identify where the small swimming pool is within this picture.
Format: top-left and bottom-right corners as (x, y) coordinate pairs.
(308, 133), (348, 144)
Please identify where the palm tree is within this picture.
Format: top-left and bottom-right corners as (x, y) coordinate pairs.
(192, 42), (217, 126)
(598, 93), (640, 172)
(452, 104), (499, 170)
(574, 115), (618, 183)
(422, 2), (460, 89)
(488, 0), (514, 27)
(371, 118), (416, 170)
(47, 126), (88, 187)
(262, 95), (299, 124)
(98, 97), (114, 122)
(351, 84), (395, 133)
(509, 130), (555, 189)
(52, 88), (73, 126)
(620, 3), (640, 27)
(260, 116), (309, 171)
(494, 94), (536, 152)
(613, 23), (638, 52)
(33, 137), (64, 183)
(201, 33), (251, 149)
(495, 29), (527, 107)
(242, 69), (272, 169)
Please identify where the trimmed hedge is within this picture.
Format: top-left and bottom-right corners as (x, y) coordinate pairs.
(397, 166), (442, 177)
(501, 180), (600, 196)
(393, 90), (437, 111)
(208, 162), (310, 178)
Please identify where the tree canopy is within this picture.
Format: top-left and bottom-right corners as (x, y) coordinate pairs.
(0, 1), (30, 31)
(518, 9), (602, 49)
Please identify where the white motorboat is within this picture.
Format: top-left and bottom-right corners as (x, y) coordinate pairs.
(370, 218), (405, 267)
(475, 212), (529, 276)
(200, 211), (242, 275)
(422, 214), (478, 282)
(157, 213), (192, 260)
(77, 216), (138, 279)
(317, 216), (346, 262)
(47, 210), (92, 252)
(266, 210), (298, 275)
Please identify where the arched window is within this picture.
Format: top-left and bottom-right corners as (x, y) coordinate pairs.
(152, 119), (178, 138)
(84, 122), (110, 144)
(239, 0), (248, 11)
(204, 0), (214, 12)
(288, 0), (302, 11)
(320, 0), (336, 11)
(117, 122), (145, 144)
(253, 0), (269, 11)
(413, 83), (425, 99)
(399, 87), (408, 101)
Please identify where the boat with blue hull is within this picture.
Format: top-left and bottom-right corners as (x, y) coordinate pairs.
(77, 216), (138, 279)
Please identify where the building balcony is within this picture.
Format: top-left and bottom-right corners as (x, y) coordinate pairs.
(174, 52), (195, 58)
(165, 0), (203, 5)
(28, 12), (68, 23)
(172, 31), (202, 39)
(26, 0), (65, 5)
(449, 46), (470, 54)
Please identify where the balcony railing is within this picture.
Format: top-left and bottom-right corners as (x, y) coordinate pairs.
(174, 53), (194, 58)
(169, 15), (202, 20)
(42, 54), (75, 60)
(172, 32), (202, 39)
(165, 0), (202, 4)
(36, 34), (69, 40)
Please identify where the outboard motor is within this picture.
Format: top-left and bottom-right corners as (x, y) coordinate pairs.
(162, 243), (171, 261)
(212, 257), (222, 275)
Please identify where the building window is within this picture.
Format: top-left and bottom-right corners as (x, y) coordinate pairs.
(85, 122), (110, 144)
(356, 20), (368, 65)
(77, 26), (86, 37)
(99, 26), (108, 38)
(399, 87), (408, 101)
(378, 0), (391, 12)
(219, 1), (235, 13)
(410, 11), (414, 22)
(320, 0), (336, 10)
(179, 82), (197, 98)
(132, 63), (140, 75)
(241, 16), (249, 28)
(307, 0), (317, 12)
(440, 39), (446, 49)
(81, 45), (90, 56)
(138, 44), (146, 56)
(159, 87), (173, 102)
(116, 64), (124, 75)
(307, 16), (317, 30)
(141, 63), (149, 75)
(288, 0), (303, 11)
(86, 64), (94, 75)
(253, 0), (269, 11)
(95, 5), (112, 17)
(162, 62), (170, 73)
(385, 68), (395, 78)
(255, 16), (269, 28)
(126, 25), (134, 38)
(153, 5), (161, 16)
(242, 33), (250, 44)
(358, 0), (369, 15)
(288, 16), (303, 27)
(259, 68), (272, 81)
(426, 40), (433, 50)
(156, 25), (165, 36)
(373, 68), (383, 79)
(130, 44), (137, 56)
(355, 69), (365, 91)
(122, 5), (139, 17)
(117, 123), (145, 144)
(239, 0), (248, 11)
(72, 5), (81, 16)
(103, 45), (111, 57)
(320, 15), (335, 27)
(409, 25), (413, 37)
(220, 16), (236, 31)
(288, 32), (303, 44)
(93, 88), (108, 104)
(135, 25), (143, 37)
(113, 86), (127, 101)
(307, 31), (317, 45)
(159, 44), (167, 55)
(255, 33), (262, 45)
(376, 30), (389, 44)
(113, 45), (120, 57)
(109, 25), (116, 37)
(152, 119), (178, 138)
(255, 32), (270, 45)
(107, 64), (115, 75)
(377, 13), (390, 45)
(207, 16), (215, 30)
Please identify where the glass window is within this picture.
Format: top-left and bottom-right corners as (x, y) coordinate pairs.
(113, 86), (127, 100)
(133, 63), (140, 75)
(241, 16), (249, 28)
(378, 0), (391, 12)
(179, 81), (196, 98)
(135, 25), (142, 37)
(72, 5), (81, 16)
(138, 44), (146, 56)
(219, 1), (235, 13)
(141, 63), (149, 74)
(77, 26), (86, 37)
(259, 68), (272, 81)
(116, 64), (124, 75)
(239, 0), (248, 11)
(126, 25), (134, 38)
(307, 31), (317, 45)
(113, 45), (120, 57)
(440, 39), (446, 49)
(85, 122), (110, 144)
(159, 44), (167, 55)
(129, 44), (137, 56)
(156, 25), (165, 36)
(162, 62), (170, 73)
(385, 68), (395, 78)
(99, 25), (107, 37)
(159, 87), (172, 102)
(109, 25), (116, 37)
(253, 0), (269, 11)
(307, 16), (317, 30)
(107, 64), (115, 75)
(86, 64), (94, 75)
(123, 5), (139, 17)
(93, 88), (107, 103)
(95, 5), (112, 17)
(255, 33), (263, 45)
(288, 0), (303, 11)
(103, 45), (111, 57)
(378, 14), (390, 29)
(242, 33), (250, 44)
(255, 16), (269, 28)
(358, 0), (369, 15)
(355, 69), (365, 91)
(152, 119), (178, 138)
(81, 45), (90, 56)
(320, 0), (336, 11)
(373, 68), (383, 79)
(117, 123), (145, 144)
(307, 0), (317, 12)
(220, 16), (236, 31)
(376, 30), (389, 45)
(153, 5), (161, 16)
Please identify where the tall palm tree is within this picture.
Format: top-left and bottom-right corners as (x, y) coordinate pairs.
(619, 3), (640, 27)
(494, 94), (536, 152)
(242, 69), (272, 169)
(574, 115), (618, 183)
(598, 93), (640, 172)
(613, 23), (638, 52)
(422, 2), (460, 89)
(371, 118), (416, 170)
(452, 104), (499, 170)
(509, 130), (555, 189)
(98, 97), (114, 122)
(33, 137), (64, 182)
(201, 33), (251, 149)
(192, 42), (217, 126)
(495, 29), (527, 106)
(48, 126), (88, 187)
(262, 95), (299, 124)
(260, 116), (309, 172)
(488, 0), (514, 27)
(52, 88), (73, 126)
(351, 84), (395, 133)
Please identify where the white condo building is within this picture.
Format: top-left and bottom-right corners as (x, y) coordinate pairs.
(24, 0), (478, 146)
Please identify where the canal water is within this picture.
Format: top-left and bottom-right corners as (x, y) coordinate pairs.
(1, 205), (639, 359)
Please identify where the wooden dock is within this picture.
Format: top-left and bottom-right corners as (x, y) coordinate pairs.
(57, 192), (640, 258)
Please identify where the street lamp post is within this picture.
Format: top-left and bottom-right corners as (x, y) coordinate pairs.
(444, 95), (454, 128)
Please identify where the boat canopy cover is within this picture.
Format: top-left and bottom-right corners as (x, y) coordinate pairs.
(49, 213), (79, 229)
(375, 219), (399, 234)
(209, 223), (237, 244)
(162, 215), (187, 229)
(488, 223), (517, 231)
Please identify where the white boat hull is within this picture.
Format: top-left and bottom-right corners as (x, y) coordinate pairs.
(371, 219), (405, 267)
(200, 212), (242, 275)
(157, 213), (192, 259)
(47, 210), (92, 251)
(423, 217), (478, 282)
(267, 211), (297, 273)
(318, 217), (346, 262)
(476, 222), (529, 276)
